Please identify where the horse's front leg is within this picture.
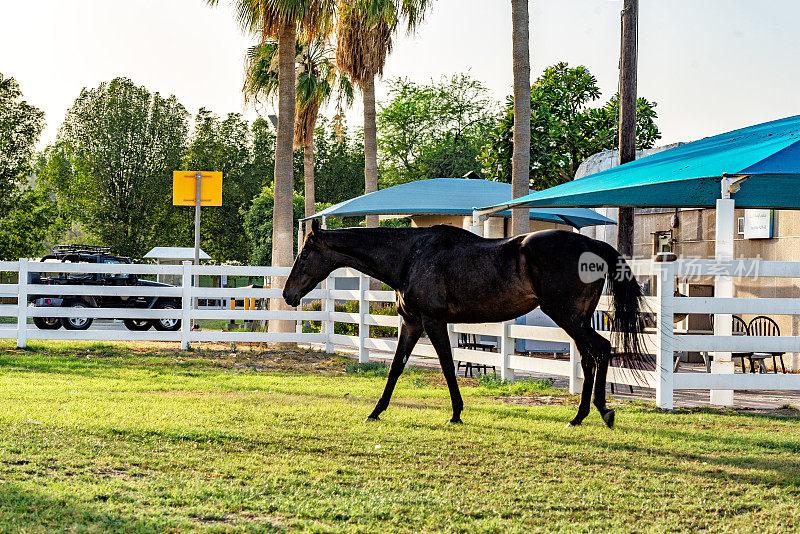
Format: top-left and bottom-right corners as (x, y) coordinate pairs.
(366, 318), (423, 422)
(422, 317), (464, 424)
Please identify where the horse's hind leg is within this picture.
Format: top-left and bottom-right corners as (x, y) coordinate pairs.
(555, 321), (610, 427)
(366, 318), (423, 422)
(422, 317), (464, 424)
(588, 331), (615, 428)
(569, 346), (596, 427)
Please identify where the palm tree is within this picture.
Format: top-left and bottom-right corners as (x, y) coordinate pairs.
(206, 0), (336, 335)
(335, 0), (430, 228)
(295, 40), (354, 228)
(245, 39), (353, 232)
(511, 0), (531, 236)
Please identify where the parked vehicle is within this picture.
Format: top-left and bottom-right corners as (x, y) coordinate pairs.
(28, 245), (181, 331)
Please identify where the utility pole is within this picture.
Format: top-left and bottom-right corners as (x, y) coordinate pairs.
(617, 0), (638, 258)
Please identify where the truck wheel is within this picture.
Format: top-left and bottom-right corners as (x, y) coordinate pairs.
(152, 301), (181, 331)
(33, 316), (62, 330)
(61, 301), (94, 330)
(123, 319), (152, 331)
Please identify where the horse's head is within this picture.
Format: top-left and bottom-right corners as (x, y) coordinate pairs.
(283, 219), (336, 307)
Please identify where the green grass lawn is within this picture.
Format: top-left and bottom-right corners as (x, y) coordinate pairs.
(1, 342), (799, 533)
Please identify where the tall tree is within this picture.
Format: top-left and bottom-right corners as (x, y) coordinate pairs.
(335, 0), (431, 228)
(510, 0), (531, 236)
(53, 77), (188, 258)
(245, 37), (352, 232)
(478, 63), (659, 190)
(0, 73), (58, 260)
(207, 0), (336, 335)
(377, 74), (495, 186)
(295, 39), (353, 229)
(183, 109), (261, 263)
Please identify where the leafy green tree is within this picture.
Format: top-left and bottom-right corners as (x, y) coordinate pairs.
(0, 74), (43, 200)
(0, 188), (57, 260)
(377, 74), (495, 186)
(244, 183), (305, 266)
(0, 73), (56, 260)
(181, 109), (261, 263)
(479, 63), (660, 190)
(53, 77), (188, 258)
(584, 94), (662, 155)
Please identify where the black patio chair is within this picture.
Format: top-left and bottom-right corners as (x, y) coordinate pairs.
(747, 316), (787, 373)
(456, 333), (497, 378)
(704, 315), (751, 373)
(730, 315), (753, 373)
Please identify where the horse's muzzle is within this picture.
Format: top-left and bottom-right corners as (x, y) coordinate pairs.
(283, 288), (300, 307)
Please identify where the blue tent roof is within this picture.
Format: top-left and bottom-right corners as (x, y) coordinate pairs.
(484, 115), (800, 211)
(304, 178), (615, 228)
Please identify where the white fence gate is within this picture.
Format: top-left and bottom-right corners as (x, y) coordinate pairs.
(2, 258), (799, 408)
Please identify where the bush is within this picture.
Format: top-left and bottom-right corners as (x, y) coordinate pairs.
(302, 300), (398, 338)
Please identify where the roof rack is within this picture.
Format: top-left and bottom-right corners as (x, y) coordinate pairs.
(51, 244), (112, 256)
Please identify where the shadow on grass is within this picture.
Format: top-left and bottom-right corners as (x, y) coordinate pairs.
(0, 482), (165, 533)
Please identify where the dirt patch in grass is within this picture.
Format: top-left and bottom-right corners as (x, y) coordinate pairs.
(211, 349), (351, 374)
(497, 394), (577, 406)
(418, 374), (479, 388)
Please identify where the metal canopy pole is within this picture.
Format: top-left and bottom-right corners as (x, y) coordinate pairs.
(470, 209), (484, 236)
(710, 174), (748, 406)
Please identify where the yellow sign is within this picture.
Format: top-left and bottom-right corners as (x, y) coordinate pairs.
(172, 171), (223, 206)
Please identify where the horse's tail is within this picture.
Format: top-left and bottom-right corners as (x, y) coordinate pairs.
(596, 242), (649, 368)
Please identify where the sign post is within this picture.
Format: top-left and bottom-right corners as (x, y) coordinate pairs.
(173, 171), (223, 329)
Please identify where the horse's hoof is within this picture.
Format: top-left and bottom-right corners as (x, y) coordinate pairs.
(365, 415), (380, 422)
(602, 410), (615, 429)
(448, 417), (463, 425)
(566, 420), (580, 428)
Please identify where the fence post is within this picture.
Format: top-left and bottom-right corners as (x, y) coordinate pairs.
(358, 271), (369, 363)
(499, 320), (515, 382)
(654, 261), (675, 409)
(324, 274), (335, 353)
(569, 340), (581, 394)
(181, 261), (192, 350)
(17, 258), (28, 349)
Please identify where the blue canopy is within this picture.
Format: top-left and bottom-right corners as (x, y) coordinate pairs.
(304, 178), (615, 228)
(484, 115), (800, 211)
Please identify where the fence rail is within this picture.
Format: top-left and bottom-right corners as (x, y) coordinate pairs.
(1, 258), (799, 407)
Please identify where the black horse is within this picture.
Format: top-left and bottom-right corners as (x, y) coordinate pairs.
(284, 220), (646, 428)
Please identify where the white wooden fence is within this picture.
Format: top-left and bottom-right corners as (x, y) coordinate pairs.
(2, 259), (799, 408)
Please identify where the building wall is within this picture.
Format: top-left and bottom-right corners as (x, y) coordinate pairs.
(634, 208), (800, 371)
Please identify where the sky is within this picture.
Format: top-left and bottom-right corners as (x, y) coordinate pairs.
(3, 0), (800, 149)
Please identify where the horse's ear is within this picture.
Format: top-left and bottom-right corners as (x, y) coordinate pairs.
(311, 219), (321, 234)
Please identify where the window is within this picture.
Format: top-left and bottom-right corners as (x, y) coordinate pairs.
(653, 230), (673, 254)
(737, 217), (745, 235)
